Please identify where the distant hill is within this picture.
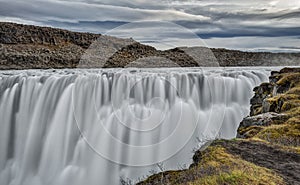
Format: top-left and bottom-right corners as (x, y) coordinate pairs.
(0, 22), (299, 69)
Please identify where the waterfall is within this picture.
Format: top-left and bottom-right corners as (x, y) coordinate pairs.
(0, 67), (276, 185)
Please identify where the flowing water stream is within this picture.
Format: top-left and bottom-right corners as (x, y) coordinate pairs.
(0, 67), (279, 185)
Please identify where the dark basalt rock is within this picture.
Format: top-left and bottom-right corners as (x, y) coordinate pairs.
(0, 22), (99, 48)
(250, 68), (300, 116)
(238, 112), (289, 138)
(211, 48), (300, 67)
(250, 83), (274, 116)
(240, 112), (289, 128)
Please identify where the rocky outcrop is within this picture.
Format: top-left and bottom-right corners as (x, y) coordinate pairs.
(250, 82), (275, 116)
(240, 112), (288, 129)
(104, 44), (200, 68)
(0, 22), (299, 69)
(211, 48), (300, 67)
(238, 112), (289, 138)
(0, 22), (138, 69)
(0, 22), (99, 48)
(239, 67), (300, 147)
(250, 68), (300, 116)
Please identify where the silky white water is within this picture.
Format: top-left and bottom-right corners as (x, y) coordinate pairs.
(0, 67), (278, 185)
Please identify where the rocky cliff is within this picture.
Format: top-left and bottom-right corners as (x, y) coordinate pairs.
(211, 48), (300, 67)
(239, 68), (300, 146)
(0, 22), (135, 69)
(1, 22), (299, 69)
(138, 68), (300, 185)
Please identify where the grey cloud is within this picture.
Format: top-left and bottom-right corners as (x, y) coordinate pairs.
(0, 0), (208, 23)
(280, 46), (300, 50)
(0, 0), (299, 52)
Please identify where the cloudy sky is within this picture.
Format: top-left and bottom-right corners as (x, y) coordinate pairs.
(0, 0), (300, 51)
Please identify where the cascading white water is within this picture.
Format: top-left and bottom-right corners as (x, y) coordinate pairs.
(0, 67), (278, 185)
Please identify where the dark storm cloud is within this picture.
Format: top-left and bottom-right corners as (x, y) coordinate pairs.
(0, 0), (299, 51)
(280, 46), (300, 50)
(196, 26), (300, 39)
(0, 0), (209, 23)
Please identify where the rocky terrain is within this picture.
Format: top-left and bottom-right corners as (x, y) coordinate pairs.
(212, 49), (300, 67)
(0, 22), (136, 69)
(138, 68), (300, 185)
(0, 22), (299, 69)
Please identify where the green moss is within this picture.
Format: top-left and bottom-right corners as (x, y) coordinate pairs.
(285, 107), (300, 117)
(281, 100), (300, 112)
(276, 72), (300, 87)
(266, 93), (300, 113)
(140, 145), (285, 185)
(189, 146), (284, 185)
(287, 87), (300, 95)
(256, 124), (300, 147)
(238, 126), (264, 138)
(266, 71), (300, 113)
(267, 94), (300, 103)
(189, 169), (283, 185)
(286, 116), (300, 124)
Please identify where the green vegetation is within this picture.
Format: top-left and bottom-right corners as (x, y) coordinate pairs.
(139, 144), (285, 185)
(253, 70), (300, 149)
(187, 146), (284, 185)
(256, 124), (300, 148)
(276, 72), (300, 87)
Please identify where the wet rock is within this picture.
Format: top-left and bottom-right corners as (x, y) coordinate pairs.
(240, 112), (289, 129)
(250, 83), (274, 116)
